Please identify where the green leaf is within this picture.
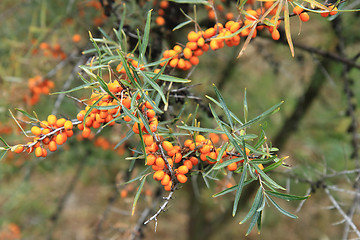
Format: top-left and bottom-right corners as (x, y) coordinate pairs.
(266, 191), (309, 201)
(209, 104), (244, 157)
(137, 109), (152, 136)
(132, 175), (147, 215)
(143, 72), (191, 83)
(246, 210), (261, 236)
(139, 10), (152, 63)
(284, 1), (295, 57)
(122, 106), (140, 123)
(50, 82), (98, 95)
(267, 196), (298, 218)
(213, 157), (243, 170)
(0, 136), (10, 148)
(253, 164), (285, 190)
(177, 125), (224, 134)
(0, 149), (8, 162)
(173, 19), (192, 31)
(232, 163), (248, 216)
(213, 179), (255, 197)
(234, 101), (283, 132)
(240, 187), (263, 224)
(206, 95), (243, 125)
(139, 71), (167, 105)
(213, 84), (233, 129)
(244, 89), (248, 123)
(263, 156), (286, 172)
(15, 109), (38, 121)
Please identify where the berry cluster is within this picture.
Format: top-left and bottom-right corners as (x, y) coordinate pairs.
(13, 114), (75, 157)
(24, 75), (55, 106)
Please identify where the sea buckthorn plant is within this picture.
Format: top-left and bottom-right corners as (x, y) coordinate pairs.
(1, 0), (360, 239)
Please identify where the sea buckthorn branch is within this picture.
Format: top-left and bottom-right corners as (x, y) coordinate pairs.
(0, 8), (310, 235)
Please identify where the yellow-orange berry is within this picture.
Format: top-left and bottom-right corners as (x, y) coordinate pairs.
(155, 16), (165, 26)
(64, 120), (73, 131)
(178, 165), (189, 174)
(31, 126), (42, 136)
(56, 118), (66, 128)
(195, 135), (206, 143)
(47, 115), (57, 126)
(183, 47), (192, 59)
(293, 6), (304, 15)
(161, 174), (170, 186)
(14, 145), (24, 153)
(155, 157), (165, 168)
(187, 31), (200, 42)
(299, 12), (310, 22)
(162, 141), (173, 152)
(35, 147), (43, 157)
(153, 170), (165, 181)
(72, 34), (81, 43)
(177, 174), (188, 183)
(272, 29), (280, 40)
(49, 141), (57, 152)
(146, 154), (156, 165)
(227, 162), (238, 171)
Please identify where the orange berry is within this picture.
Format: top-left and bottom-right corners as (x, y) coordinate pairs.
(164, 180), (173, 191)
(31, 126), (42, 136)
(153, 170), (165, 181)
(49, 141), (57, 152)
(227, 162), (238, 171)
(272, 29), (280, 40)
(173, 153), (182, 163)
(177, 174), (188, 183)
(156, 157), (165, 168)
(14, 145), (24, 153)
(178, 165), (189, 174)
(189, 156), (199, 166)
(187, 31), (200, 42)
(189, 56), (199, 65)
(330, 7), (338, 15)
(299, 12), (310, 22)
(143, 134), (154, 146)
(161, 174), (170, 186)
(183, 47), (192, 59)
(26, 142), (34, 153)
(200, 144), (211, 154)
(226, 12), (234, 20)
(72, 34), (81, 43)
(56, 118), (66, 128)
(42, 148), (48, 157)
(55, 133), (65, 145)
(47, 115), (57, 126)
(184, 159), (193, 169)
(155, 16), (165, 26)
(204, 27), (216, 39)
(82, 127), (91, 138)
(209, 133), (219, 144)
(195, 135), (206, 143)
(146, 109), (156, 118)
(120, 189), (128, 198)
(77, 110), (85, 121)
(35, 147), (43, 157)
(159, 0), (169, 8)
(184, 139), (193, 147)
(146, 154), (156, 165)
(293, 6), (304, 15)
(64, 120), (73, 131)
(162, 141), (173, 152)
